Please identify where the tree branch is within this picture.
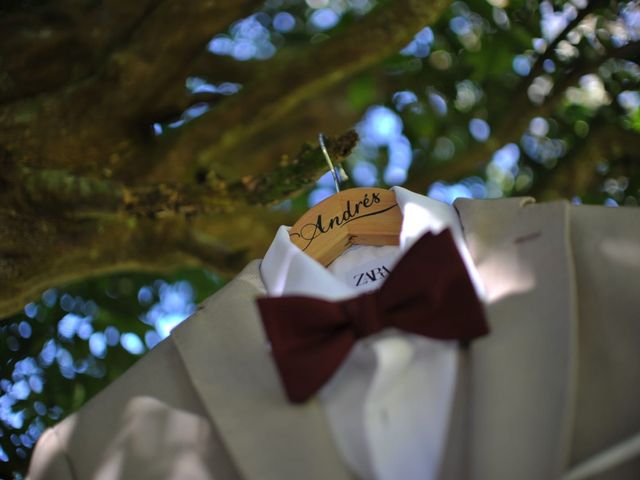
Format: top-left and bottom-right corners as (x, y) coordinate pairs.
(231, 130), (359, 204)
(3, 131), (357, 218)
(0, 0), (263, 178)
(0, 206), (289, 318)
(105, 0), (264, 118)
(153, 0), (453, 182)
(0, 0), (160, 103)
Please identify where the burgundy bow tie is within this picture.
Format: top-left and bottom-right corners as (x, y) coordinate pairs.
(257, 228), (489, 403)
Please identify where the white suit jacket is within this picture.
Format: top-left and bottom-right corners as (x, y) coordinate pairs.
(28, 198), (640, 480)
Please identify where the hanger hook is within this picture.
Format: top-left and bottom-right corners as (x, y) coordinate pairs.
(319, 133), (341, 194)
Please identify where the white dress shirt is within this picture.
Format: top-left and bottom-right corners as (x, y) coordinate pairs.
(260, 187), (484, 480)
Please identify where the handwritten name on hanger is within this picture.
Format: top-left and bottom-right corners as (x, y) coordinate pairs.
(290, 192), (397, 251)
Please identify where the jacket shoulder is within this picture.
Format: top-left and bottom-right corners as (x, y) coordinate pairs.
(28, 428), (75, 480)
(29, 337), (239, 479)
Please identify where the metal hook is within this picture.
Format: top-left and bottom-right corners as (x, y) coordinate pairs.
(319, 133), (341, 194)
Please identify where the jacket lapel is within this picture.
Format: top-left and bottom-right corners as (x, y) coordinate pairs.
(171, 260), (354, 480)
(451, 198), (578, 480)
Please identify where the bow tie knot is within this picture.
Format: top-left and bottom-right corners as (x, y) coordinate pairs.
(258, 228), (489, 403)
(342, 293), (384, 339)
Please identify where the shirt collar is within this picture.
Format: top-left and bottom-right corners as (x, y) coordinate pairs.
(260, 186), (484, 300)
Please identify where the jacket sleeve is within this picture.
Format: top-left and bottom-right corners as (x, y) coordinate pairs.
(27, 428), (76, 480)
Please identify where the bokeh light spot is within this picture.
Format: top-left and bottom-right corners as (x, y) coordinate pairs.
(469, 118), (491, 142)
(120, 333), (145, 355)
(273, 12), (296, 32)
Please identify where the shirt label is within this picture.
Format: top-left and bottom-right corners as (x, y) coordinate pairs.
(344, 254), (399, 291)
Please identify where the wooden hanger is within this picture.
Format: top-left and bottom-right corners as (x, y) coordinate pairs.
(288, 135), (403, 267)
